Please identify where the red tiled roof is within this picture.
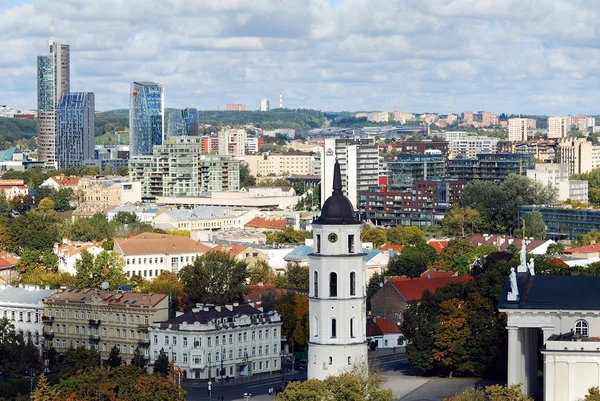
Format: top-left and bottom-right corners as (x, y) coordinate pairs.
(386, 269), (457, 282)
(366, 317), (401, 336)
(0, 257), (15, 269)
(210, 244), (251, 258)
(381, 244), (404, 251)
(427, 239), (449, 254)
(245, 217), (286, 230)
(562, 243), (600, 255)
(390, 275), (472, 302)
(50, 175), (80, 186)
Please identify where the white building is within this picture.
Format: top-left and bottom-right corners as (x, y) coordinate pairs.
(149, 303), (282, 380)
(152, 207), (258, 232)
(508, 118), (529, 142)
(548, 116), (572, 139)
(0, 285), (54, 348)
(499, 267), (600, 401)
(246, 137), (260, 154)
(114, 233), (213, 280)
(218, 128), (247, 157)
(308, 160), (368, 380)
(39, 175), (81, 191)
(557, 137), (600, 175)
(447, 136), (499, 159)
(259, 98), (269, 112)
(157, 187), (300, 210)
(55, 239), (104, 275)
(107, 202), (160, 223)
(321, 138), (378, 210)
(526, 164), (588, 203)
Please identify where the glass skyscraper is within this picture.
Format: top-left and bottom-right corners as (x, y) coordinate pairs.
(167, 108), (200, 138)
(56, 92), (95, 169)
(129, 82), (164, 157)
(37, 41), (70, 167)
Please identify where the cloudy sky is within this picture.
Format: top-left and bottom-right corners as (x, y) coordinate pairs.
(1, 0), (598, 114)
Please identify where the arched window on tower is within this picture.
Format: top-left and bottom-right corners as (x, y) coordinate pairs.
(575, 319), (589, 337)
(331, 318), (337, 338)
(350, 272), (356, 296)
(350, 317), (356, 338)
(329, 272), (337, 297)
(313, 316), (319, 337)
(314, 271), (319, 297)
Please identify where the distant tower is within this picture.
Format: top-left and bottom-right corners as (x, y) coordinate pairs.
(307, 160), (368, 380)
(279, 92), (283, 109)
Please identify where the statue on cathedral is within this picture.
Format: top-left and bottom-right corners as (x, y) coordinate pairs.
(519, 240), (528, 271)
(528, 257), (535, 276)
(509, 267), (519, 297)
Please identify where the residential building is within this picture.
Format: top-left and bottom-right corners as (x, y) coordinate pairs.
(392, 110), (415, 124)
(0, 255), (18, 285)
(152, 207), (258, 232)
(129, 82), (164, 157)
(156, 187), (299, 210)
(370, 275), (472, 326)
(201, 135), (219, 154)
(244, 215), (286, 232)
(167, 108), (199, 138)
(37, 39), (70, 167)
(218, 129), (247, 157)
(557, 137), (600, 175)
(55, 239), (104, 275)
(447, 136), (499, 159)
(209, 230), (267, 246)
(446, 114), (458, 125)
(42, 288), (169, 362)
(508, 118), (529, 142)
(526, 163), (588, 202)
(448, 153), (534, 182)
(259, 98), (269, 112)
(308, 160), (368, 380)
(548, 116), (572, 139)
(107, 202), (160, 223)
(0, 285), (54, 348)
(561, 243), (600, 260)
(368, 111), (389, 123)
(78, 177), (142, 206)
(359, 179), (465, 226)
(387, 153), (447, 192)
(321, 138), (379, 209)
(497, 140), (558, 164)
(114, 233), (213, 279)
(56, 92), (95, 169)
(128, 137), (240, 198)
(0, 179), (29, 200)
(395, 141), (449, 155)
(244, 153), (313, 177)
(480, 111), (498, 127)
(366, 317), (403, 349)
(466, 234), (555, 255)
(0, 147), (43, 173)
(149, 303), (282, 379)
(245, 136), (262, 155)
(210, 244), (269, 268)
(39, 175), (81, 191)
(462, 111), (474, 122)
(225, 104), (246, 111)
(520, 205), (600, 240)
(0, 106), (17, 118)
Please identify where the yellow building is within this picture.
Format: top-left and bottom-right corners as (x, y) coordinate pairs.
(244, 153), (313, 177)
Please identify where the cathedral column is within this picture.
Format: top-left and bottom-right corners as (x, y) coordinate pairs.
(507, 326), (520, 387)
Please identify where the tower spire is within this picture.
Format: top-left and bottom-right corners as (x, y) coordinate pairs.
(49, 15), (55, 46)
(332, 159), (343, 196)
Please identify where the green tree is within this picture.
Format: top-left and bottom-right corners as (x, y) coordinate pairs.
(361, 226), (387, 247)
(443, 207), (481, 237)
(282, 262), (309, 291)
(515, 210), (546, 239)
(178, 251), (249, 307)
(444, 384), (532, 401)
(248, 260), (276, 285)
(275, 293), (309, 352)
(9, 209), (61, 253)
(59, 347), (101, 379)
(153, 348), (169, 377)
(581, 387), (600, 401)
(116, 166), (129, 176)
(52, 188), (73, 212)
(38, 197), (55, 210)
(0, 317), (41, 379)
(387, 243), (437, 278)
(266, 227), (312, 244)
(386, 226), (426, 245)
(74, 249), (97, 288)
(260, 291), (279, 313)
(239, 162), (256, 188)
(107, 345), (123, 369)
(113, 211), (139, 225)
(131, 347), (148, 369)
(430, 298), (470, 376)
(546, 242), (565, 255)
(367, 272), (383, 310)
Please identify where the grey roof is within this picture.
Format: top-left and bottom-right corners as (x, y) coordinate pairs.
(284, 245), (313, 262)
(158, 305), (264, 326)
(0, 286), (54, 305)
(499, 275), (600, 310)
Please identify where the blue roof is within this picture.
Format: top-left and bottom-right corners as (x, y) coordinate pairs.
(365, 249), (383, 262)
(0, 147), (17, 162)
(284, 245), (313, 262)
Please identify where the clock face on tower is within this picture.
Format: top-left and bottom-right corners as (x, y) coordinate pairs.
(328, 233), (338, 243)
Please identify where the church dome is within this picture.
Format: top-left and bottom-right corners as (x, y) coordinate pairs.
(314, 159), (360, 225)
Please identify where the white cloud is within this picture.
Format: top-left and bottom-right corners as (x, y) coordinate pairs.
(0, 0), (598, 114)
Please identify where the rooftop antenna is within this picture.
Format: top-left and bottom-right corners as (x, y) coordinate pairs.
(49, 15), (55, 46)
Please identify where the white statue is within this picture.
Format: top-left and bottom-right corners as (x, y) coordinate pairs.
(509, 267), (519, 296)
(528, 257), (535, 276)
(520, 241), (527, 269)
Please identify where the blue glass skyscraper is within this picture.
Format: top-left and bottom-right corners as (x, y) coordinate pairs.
(129, 82), (164, 157)
(56, 92), (95, 169)
(167, 108), (200, 138)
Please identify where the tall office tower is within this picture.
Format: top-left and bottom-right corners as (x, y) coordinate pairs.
(320, 138), (379, 210)
(56, 92), (95, 169)
(167, 108), (199, 138)
(129, 82), (164, 157)
(548, 116), (572, 139)
(260, 98), (269, 112)
(37, 36), (70, 167)
(508, 118), (529, 142)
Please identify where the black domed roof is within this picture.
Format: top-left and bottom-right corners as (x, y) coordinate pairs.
(314, 159), (360, 225)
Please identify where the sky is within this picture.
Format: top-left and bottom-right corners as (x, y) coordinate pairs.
(1, 0), (599, 115)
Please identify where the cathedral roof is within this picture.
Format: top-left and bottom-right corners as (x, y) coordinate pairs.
(313, 159), (359, 225)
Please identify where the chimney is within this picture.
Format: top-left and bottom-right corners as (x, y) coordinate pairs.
(233, 301), (239, 307)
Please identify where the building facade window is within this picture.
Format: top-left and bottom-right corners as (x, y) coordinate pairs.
(329, 272), (337, 297)
(314, 271), (319, 297)
(331, 318), (337, 338)
(348, 235), (355, 253)
(350, 272), (356, 296)
(575, 319), (589, 337)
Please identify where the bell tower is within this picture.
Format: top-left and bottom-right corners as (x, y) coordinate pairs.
(307, 159), (368, 380)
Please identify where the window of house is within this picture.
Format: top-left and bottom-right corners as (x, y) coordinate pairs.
(183, 337), (188, 347)
(576, 319), (589, 337)
(314, 271), (319, 297)
(329, 357), (333, 365)
(316, 234), (321, 253)
(350, 272), (356, 296)
(329, 272), (337, 297)
(331, 318), (337, 338)
(348, 235), (355, 253)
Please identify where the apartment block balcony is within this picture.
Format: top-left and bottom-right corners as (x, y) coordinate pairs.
(41, 316), (54, 324)
(88, 319), (101, 327)
(138, 339), (151, 347)
(89, 335), (100, 343)
(43, 330), (54, 340)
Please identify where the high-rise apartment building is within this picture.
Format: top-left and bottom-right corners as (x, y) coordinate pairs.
(200, 135), (219, 154)
(387, 154), (447, 192)
(226, 104), (246, 111)
(218, 128), (247, 157)
(526, 163), (588, 203)
(508, 118), (529, 142)
(557, 137), (600, 175)
(480, 111), (498, 127)
(548, 116), (572, 139)
(260, 98), (269, 112)
(37, 40), (70, 167)
(462, 111), (474, 122)
(129, 82), (164, 157)
(321, 138), (379, 209)
(56, 92), (95, 169)
(167, 108), (199, 138)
